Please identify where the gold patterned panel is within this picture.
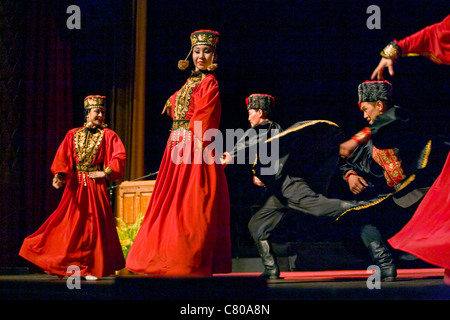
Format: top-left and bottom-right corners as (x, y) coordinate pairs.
(372, 147), (406, 187)
(173, 73), (203, 120)
(74, 128), (104, 165)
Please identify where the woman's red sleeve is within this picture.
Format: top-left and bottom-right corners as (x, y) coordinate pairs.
(396, 15), (450, 64)
(189, 75), (222, 149)
(103, 129), (127, 181)
(50, 129), (75, 180)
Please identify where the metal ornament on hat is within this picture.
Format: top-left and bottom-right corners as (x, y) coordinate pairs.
(178, 29), (220, 71)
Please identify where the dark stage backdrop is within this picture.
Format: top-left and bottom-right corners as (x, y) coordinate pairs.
(0, 1), (73, 268)
(1, 0), (448, 267)
(143, 1), (449, 255)
(144, 0), (449, 167)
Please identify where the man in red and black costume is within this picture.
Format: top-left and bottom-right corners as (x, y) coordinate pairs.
(338, 80), (447, 281)
(341, 14), (450, 158)
(368, 14), (450, 284)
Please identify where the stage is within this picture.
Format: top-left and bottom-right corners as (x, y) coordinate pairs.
(1, 268), (449, 301)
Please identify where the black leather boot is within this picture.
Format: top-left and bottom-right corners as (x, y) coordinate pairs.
(255, 240), (280, 279)
(367, 241), (397, 282)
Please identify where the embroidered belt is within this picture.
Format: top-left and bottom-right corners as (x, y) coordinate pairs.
(76, 163), (103, 172)
(171, 119), (190, 131)
(169, 120), (192, 149)
(76, 163), (103, 187)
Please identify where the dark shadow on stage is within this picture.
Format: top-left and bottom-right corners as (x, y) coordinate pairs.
(114, 275), (267, 300)
(0, 274), (267, 300)
(1, 270), (450, 301)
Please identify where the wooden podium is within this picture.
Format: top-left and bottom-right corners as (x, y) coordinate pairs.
(116, 180), (156, 224)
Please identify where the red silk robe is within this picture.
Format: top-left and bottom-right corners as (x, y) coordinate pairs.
(389, 15), (450, 269)
(395, 14), (450, 64)
(19, 128), (126, 277)
(126, 71), (231, 276)
(389, 153), (450, 269)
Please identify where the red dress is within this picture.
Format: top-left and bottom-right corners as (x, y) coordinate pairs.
(126, 71), (231, 276)
(19, 127), (127, 277)
(388, 15), (450, 269)
(389, 153), (450, 269)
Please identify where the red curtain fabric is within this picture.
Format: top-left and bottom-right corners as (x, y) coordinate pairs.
(0, 0), (26, 267)
(22, 2), (73, 239)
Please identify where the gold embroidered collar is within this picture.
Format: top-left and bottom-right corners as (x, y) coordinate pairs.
(74, 128), (104, 165)
(173, 71), (210, 120)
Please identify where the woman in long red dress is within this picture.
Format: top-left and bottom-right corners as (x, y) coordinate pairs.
(19, 95), (127, 280)
(126, 30), (231, 277)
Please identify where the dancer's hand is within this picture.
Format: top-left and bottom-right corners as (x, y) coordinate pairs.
(371, 57), (395, 80)
(161, 104), (171, 116)
(253, 175), (265, 187)
(220, 152), (232, 166)
(88, 171), (107, 179)
(52, 175), (65, 189)
(339, 139), (359, 158)
(348, 175), (369, 195)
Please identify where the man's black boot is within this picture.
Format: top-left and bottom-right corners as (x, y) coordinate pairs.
(367, 241), (397, 282)
(255, 240), (281, 279)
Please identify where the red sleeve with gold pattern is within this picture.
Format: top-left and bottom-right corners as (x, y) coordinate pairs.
(351, 127), (372, 145)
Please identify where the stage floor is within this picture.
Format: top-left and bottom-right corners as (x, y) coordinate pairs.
(1, 268), (449, 301)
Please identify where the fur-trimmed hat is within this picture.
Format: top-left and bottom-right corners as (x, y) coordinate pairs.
(358, 80), (393, 109)
(246, 93), (275, 117)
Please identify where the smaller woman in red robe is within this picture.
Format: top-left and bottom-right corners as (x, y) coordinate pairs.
(360, 14), (450, 284)
(126, 30), (231, 277)
(19, 95), (127, 280)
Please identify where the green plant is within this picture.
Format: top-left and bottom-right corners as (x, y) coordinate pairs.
(116, 213), (144, 259)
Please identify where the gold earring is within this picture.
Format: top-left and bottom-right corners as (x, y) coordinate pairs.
(178, 60), (189, 70)
(207, 63), (218, 71)
(207, 52), (218, 71)
(178, 47), (193, 70)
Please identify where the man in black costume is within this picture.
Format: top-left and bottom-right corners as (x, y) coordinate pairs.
(224, 93), (359, 279)
(339, 80), (447, 281)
